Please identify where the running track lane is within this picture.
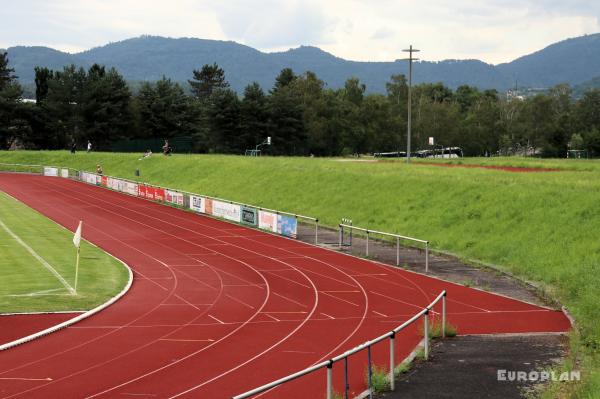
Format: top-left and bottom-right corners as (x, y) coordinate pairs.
(0, 174), (571, 399)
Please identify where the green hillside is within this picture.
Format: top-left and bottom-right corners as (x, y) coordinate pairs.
(1, 151), (599, 396)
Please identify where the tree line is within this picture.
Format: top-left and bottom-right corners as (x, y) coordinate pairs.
(1, 52), (600, 157)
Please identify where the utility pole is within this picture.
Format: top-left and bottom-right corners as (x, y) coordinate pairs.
(402, 45), (420, 163)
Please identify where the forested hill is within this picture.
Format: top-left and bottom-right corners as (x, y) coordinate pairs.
(5, 33), (600, 93)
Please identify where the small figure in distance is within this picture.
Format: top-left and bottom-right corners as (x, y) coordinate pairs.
(87, 140), (92, 153)
(139, 149), (152, 161)
(162, 140), (172, 156)
(96, 164), (103, 175)
(71, 141), (76, 154)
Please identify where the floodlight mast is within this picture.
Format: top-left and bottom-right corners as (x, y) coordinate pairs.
(402, 45), (420, 164)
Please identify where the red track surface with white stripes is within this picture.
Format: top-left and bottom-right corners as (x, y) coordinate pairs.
(0, 174), (570, 398)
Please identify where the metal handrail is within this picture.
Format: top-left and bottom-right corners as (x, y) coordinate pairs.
(339, 224), (427, 244)
(233, 290), (447, 399)
(339, 223), (430, 271)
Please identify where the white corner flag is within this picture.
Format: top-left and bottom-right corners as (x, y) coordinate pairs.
(73, 221), (82, 249)
(73, 220), (82, 295)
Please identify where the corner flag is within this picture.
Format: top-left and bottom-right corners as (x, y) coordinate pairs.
(73, 221), (82, 248)
(73, 220), (82, 294)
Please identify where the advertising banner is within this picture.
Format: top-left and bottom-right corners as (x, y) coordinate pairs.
(125, 182), (138, 196)
(189, 195), (206, 213)
(102, 176), (108, 187)
(166, 190), (184, 206)
(259, 210), (278, 233)
(145, 186), (155, 200)
(212, 200), (241, 223)
(241, 206), (258, 226)
(205, 198), (213, 215)
(43, 167), (58, 177)
(61, 169), (69, 178)
(277, 215), (298, 238)
(138, 184), (147, 198)
(154, 187), (165, 202)
(81, 172), (99, 185)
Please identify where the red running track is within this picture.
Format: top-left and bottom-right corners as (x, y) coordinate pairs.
(0, 174), (570, 398)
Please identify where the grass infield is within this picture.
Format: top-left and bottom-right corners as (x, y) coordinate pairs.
(1, 151), (599, 396)
(0, 191), (129, 313)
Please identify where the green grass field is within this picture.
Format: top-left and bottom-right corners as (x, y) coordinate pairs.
(0, 191), (129, 313)
(1, 151), (599, 397)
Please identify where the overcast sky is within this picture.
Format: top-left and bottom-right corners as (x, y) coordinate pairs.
(2, 1), (599, 64)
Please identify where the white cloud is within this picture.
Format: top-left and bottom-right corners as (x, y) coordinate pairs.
(1, 0), (599, 63)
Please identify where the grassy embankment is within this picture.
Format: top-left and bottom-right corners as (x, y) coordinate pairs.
(0, 190), (129, 313)
(1, 151), (599, 397)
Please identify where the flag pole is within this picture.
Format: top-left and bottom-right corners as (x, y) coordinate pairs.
(74, 246), (80, 295)
(72, 220), (83, 296)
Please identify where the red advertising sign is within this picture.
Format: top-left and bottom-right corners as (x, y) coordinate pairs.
(101, 176), (108, 187)
(138, 185), (146, 198)
(154, 188), (165, 202)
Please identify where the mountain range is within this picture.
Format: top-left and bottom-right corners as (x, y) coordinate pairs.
(4, 33), (600, 94)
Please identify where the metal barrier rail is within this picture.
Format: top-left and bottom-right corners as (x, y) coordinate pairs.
(233, 290), (446, 399)
(0, 163), (45, 173)
(37, 163), (318, 244)
(339, 223), (430, 272)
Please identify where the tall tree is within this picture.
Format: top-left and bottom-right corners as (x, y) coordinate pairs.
(0, 52), (17, 91)
(207, 89), (241, 153)
(188, 63), (229, 102)
(385, 74), (408, 106)
(240, 82), (269, 151)
(343, 77), (366, 106)
(271, 68), (296, 93)
(34, 67), (53, 105)
(136, 77), (193, 140)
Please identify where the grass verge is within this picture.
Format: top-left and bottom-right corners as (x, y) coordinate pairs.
(0, 190), (129, 313)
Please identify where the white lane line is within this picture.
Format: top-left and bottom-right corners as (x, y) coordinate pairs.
(207, 314), (225, 324)
(321, 290), (360, 293)
(263, 313), (280, 322)
(262, 270), (311, 289)
(320, 312), (335, 320)
(262, 311), (307, 314)
(373, 310), (388, 317)
(158, 339), (214, 342)
(0, 218), (75, 295)
(226, 294), (255, 309)
(369, 291), (424, 310)
(282, 350), (315, 354)
(445, 297), (491, 313)
(273, 292), (308, 308)
(320, 291), (359, 307)
(0, 377), (53, 381)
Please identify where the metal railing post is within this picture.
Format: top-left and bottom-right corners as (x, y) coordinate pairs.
(339, 225), (342, 249)
(327, 361), (333, 399)
(315, 219), (319, 245)
(423, 311), (429, 360)
(442, 292), (447, 338)
(390, 332), (396, 391)
(366, 230), (369, 257)
(344, 356), (349, 399)
(396, 236), (400, 266)
(367, 346), (373, 399)
(425, 241), (429, 273)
